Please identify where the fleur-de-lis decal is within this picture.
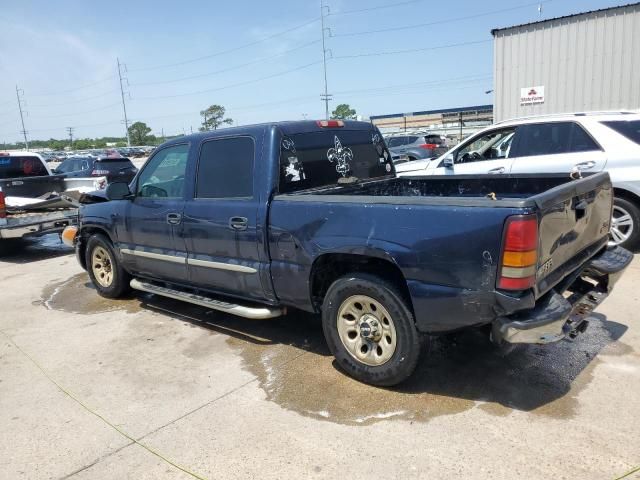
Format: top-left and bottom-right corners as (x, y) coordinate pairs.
(327, 135), (353, 177)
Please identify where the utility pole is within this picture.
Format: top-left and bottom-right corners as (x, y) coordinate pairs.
(320, 1), (333, 120)
(15, 85), (29, 150)
(161, 128), (165, 142)
(66, 127), (74, 149)
(117, 58), (131, 147)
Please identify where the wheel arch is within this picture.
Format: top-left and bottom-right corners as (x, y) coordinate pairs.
(77, 225), (117, 270)
(309, 252), (414, 314)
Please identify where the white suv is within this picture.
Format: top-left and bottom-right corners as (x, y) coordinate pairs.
(395, 112), (640, 250)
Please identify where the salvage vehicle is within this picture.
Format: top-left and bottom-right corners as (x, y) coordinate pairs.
(395, 112), (640, 251)
(0, 152), (104, 242)
(64, 120), (631, 386)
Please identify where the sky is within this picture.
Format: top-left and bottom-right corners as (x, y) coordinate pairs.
(0, 0), (629, 142)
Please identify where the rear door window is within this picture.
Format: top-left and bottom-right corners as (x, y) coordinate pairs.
(386, 137), (406, 148)
(195, 136), (254, 198)
(0, 156), (48, 179)
(510, 122), (600, 157)
(602, 120), (640, 145)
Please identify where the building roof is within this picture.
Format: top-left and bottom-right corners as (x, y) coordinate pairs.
(370, 104), (493, 121)
(491, 2), (640, 35)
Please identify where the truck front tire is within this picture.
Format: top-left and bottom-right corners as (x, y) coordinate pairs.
(85, 234), (131, 298)
(321, 273), (421, 386)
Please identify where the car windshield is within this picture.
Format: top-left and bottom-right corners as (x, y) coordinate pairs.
(0, 155), (48, 179)
(278, 129), (394, 193)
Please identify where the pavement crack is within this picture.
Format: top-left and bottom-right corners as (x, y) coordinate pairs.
(58, 441), (135, 480)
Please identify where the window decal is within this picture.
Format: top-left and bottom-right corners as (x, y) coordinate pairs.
(281, 136), (305, 183)
(327, 135), (353, 177)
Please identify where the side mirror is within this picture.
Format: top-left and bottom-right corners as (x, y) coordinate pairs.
(443, 153), (455, 169)
(106, 182), (133, 200)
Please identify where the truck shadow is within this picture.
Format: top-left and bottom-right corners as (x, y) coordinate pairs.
(138, 294), (628, 417)
(0, 234), (73, 263)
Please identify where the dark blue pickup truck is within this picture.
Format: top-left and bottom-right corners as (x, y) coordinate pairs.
(63, 120), (632, 386)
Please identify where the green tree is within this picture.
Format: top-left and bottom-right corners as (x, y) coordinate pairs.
(331, 104), (357, 120)
(128, 121), (153, 146)
(200, 105), (233, 131)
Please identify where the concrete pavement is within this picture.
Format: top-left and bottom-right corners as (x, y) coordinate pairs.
(1, 235), (638, 479)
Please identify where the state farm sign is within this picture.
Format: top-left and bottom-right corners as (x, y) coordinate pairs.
(520, 86), (545, 105)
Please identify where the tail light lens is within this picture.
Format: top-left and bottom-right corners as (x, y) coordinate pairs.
(0, 189), (6, 219)
(497, 215), (538, 290)
(91, 169), (109, 176)
(418, 143), (438, 150)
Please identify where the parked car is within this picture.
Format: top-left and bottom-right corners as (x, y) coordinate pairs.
(396, 112), (640, 251)
(61, 120), (632, 386)
(53, 156), (137, 184)
(385, 133), (448, 162)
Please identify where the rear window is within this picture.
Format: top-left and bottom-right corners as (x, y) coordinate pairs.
(95, 159), (135, 172)
(0, 155), (48, 179)
(602, 120), (640, 145)
(424, 135), (445, 145)
(279, 129), (394, 193)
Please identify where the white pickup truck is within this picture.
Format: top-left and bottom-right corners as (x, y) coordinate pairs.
(0, 151), (104, 242)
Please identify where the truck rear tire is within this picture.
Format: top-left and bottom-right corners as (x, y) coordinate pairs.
(611, 197), (640, 251)
(321, 273), (420, 386)
(85, 234), (131, 298)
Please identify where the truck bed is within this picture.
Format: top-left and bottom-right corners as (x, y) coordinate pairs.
(282, 173), (601, 209)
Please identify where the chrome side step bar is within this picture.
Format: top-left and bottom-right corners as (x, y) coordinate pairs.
(130, 279), (284, 319)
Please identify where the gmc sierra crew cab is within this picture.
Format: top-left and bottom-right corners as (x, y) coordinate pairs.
(64, 120), (632, 386)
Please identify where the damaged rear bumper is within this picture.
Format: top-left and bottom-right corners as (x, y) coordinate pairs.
(492, 246), (633, 345)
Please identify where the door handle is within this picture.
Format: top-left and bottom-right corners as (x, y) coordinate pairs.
(488, 167), (505, 174)
(574, 161), (596, 171)
(229, 216), (248, 231)
(166, 213), (182, 225)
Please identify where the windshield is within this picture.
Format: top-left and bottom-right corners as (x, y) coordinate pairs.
(0, 155), (48, 179)
(278, 129), (394, 193)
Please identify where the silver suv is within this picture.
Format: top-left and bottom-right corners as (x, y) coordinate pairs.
(396, 112), (640, 250)
(385, 133), (448, 163)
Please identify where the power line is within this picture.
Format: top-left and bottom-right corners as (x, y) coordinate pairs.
(129, 17), (320, 72)
(26, 76), (118, 97)
(27, 90), (121, 108)
(134, 60), (322, 101)
(329, 0), (424, 16)
(332, 0), (553, 37)
(333, 39), (491, 59)
(28, 102), (122, 119)
(130, 39), (321, 87)
(333, 74), (492, 95)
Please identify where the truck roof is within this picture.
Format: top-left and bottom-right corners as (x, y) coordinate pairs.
(159, 120), (375, 148)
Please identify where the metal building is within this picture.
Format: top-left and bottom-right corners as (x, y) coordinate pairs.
(492, 2), (640, 122)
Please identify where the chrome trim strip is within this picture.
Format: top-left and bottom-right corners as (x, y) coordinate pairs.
(187, 258), (257, 273)
(120, 248), (186, 264)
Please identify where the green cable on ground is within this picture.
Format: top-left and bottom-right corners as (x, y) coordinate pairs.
(614, 465), (640, 480)
(1, 330), (209, 480)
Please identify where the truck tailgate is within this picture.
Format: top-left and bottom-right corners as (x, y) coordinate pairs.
(534, 172), (613, 297)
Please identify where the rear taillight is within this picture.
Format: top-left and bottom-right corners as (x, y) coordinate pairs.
(497, 215), (538, 290)
(0, 189), (6, 219)
(316, 120), (344, 128)
(91, 169), (109, 176)
(418, 143), (438, 150)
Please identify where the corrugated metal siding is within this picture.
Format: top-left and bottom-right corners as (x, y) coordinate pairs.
(493, 4), (640, 122)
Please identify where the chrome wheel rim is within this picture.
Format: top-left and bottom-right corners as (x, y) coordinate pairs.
(336, 295), (397, 366)
(609, 205), (634, 246)
(92, 246), (114, 288)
